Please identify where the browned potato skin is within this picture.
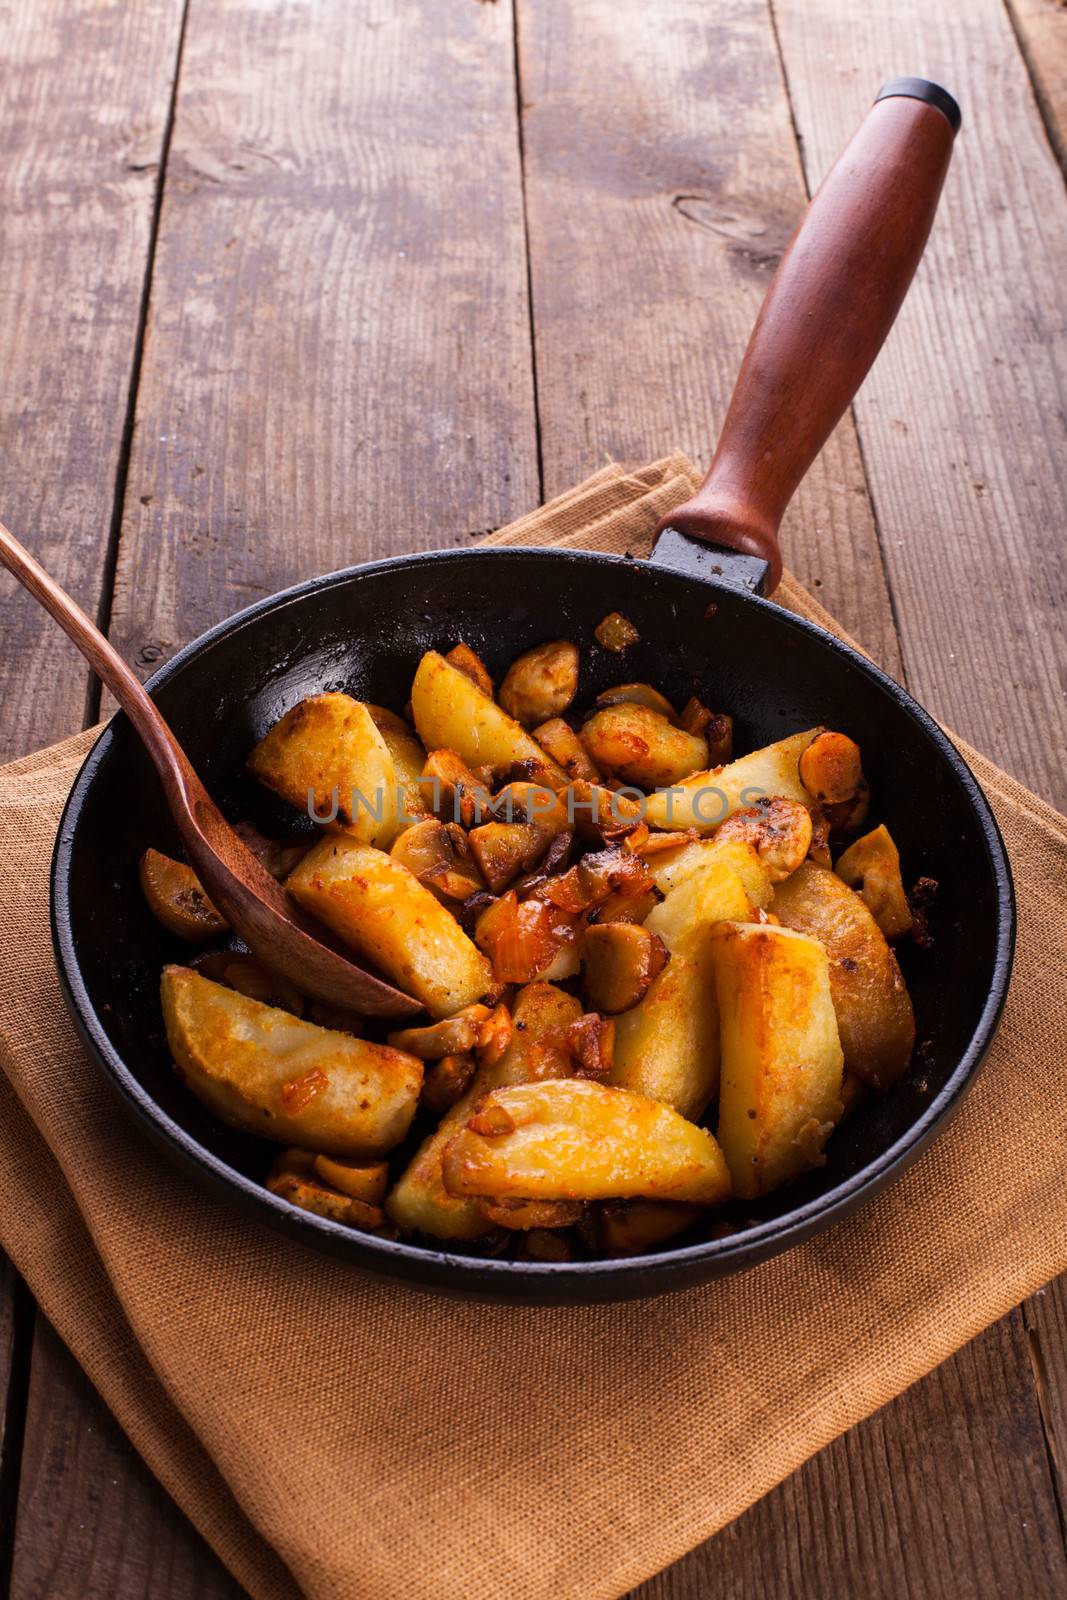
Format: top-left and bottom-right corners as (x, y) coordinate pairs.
(532, 718), (603, 783)
(799, 731), (863, 805)
(582, 923), (667, 1014)
(772, 860), (916, 1089)
(834, 824), (913, 940)
(445, 642), (494, 698)
(581, 703), (708, 789)
(715, 797), (814, 882)
(139, 849), (227, 942)
(498, 640), (580, 727)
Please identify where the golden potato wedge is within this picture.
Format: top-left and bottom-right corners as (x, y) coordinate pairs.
(715, 797), (814, 882)
(311, 1155), (389, 1204)
(139, 849), (227, 942)
(498, 640), (579, 727)
(772, 860), (915, 1089)
(799, 730), (863, 805)
(441, 1078), (732, 1205)
(834, 824), (913, 940)
(709, 921), (844, 1198)
(610, 856), (754, 1118)
(266, 1170), (385, 1230)
(580, 703), (708, 789)
(389, 817), (484, 902)
(385, 983), (580, 1240)
(531, 718), (602, 783)
(595, 682), (677, 720)
(582, 922), (667, 1014)
(161, 966), (422, 1155)
(286, 837), (492, 1018)
(248, 692), (400, 847)
(365, 704), (430, 830)
(444, 641), (494, 698)
(410, 651), (567, 785)
(643, 727), (823, 831)
(646, 834), (773, 909)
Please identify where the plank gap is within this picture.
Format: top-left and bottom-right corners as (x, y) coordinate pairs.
(0, 1273), (36, 1598)
(1004, 0), (1067, 181)
(511, 0), (545, 504)
(1024, 1308), (1067, 1556)
(87, 0), (193, 723)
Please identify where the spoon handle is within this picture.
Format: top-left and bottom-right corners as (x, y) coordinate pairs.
(0, 520), (196, 799)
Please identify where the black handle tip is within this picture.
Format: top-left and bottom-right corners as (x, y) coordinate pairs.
(875, 77), (961, 135)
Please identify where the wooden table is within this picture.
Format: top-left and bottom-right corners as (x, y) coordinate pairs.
(1, 2), (1065, 1594)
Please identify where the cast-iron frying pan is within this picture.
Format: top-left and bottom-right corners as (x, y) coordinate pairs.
(51, 81), (1014, 1302)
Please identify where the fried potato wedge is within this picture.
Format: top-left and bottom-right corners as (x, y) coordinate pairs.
(609, 857), (754, 1118)
(410, 651), (567, 785)
(580, 703), (708, 789)
(161, 967), (422, 1155)
(366, 704), (430, 830)
(531, 718), (602, 783)
(139, 849), (227, 942)
(643, 728), (822, 831)
(286, 837), (492, 1018)
(441, 1079), (732, 1205)
(772, 860), (915, 1088)
(248, 692), (399, 847)
(834, 824), (913, 940)
(498, 640), (579, 727)
(646, 834), (773, 908)
(385, 983), (580, 1240)
(709, 921), (845, 1198)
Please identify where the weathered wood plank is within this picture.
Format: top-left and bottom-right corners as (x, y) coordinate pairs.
(516, 0), (901, 669)
(774, 0), (1067, 811)
(10, 1318), (243, 1600)
(106, 0), (539, 681)
(1007, 0), (1067, 172)
(630, 1312), (1067, 1599)
(519, 3), (1067, 1596)
(0, 0), (187, 761)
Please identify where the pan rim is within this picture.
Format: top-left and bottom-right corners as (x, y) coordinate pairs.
(50, 545), (1017, 1294)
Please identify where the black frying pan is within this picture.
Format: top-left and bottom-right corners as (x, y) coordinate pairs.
(51, 80), (1014, 1303)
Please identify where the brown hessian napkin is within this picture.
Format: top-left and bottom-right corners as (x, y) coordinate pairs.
(1, 453), (1065, 1600)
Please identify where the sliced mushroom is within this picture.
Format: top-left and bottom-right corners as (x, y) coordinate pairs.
(420, 748), (493, 828)
(468, 782), (569, 892)
(834, 824), (913, 940)
(566, 1011), (616, 1077)
(678, 701), (733, 764)
(139, 849), (228, 942)
(389, 817), (485, 902)
(582, 922), (668, 1014)
(595, 682), (678, 721)
(477, 1196), (585, 1231)
(388, 1003), (493, 1059)
(498, 640), (580, 727)
(266, 1170), (385, 1231)
(421, 1051), (478, 1115)
(311, 1155), (389, 1205)
(715, 796), (814, 882)
(532, 718), (603, 783)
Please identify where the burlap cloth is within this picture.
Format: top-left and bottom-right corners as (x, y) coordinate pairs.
(1, 453), (1065, 1600)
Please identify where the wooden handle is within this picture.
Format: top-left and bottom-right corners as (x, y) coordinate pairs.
(0, 519), (197, 800)
(661, 81), (959, 591)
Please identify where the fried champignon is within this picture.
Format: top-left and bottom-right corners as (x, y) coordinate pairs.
(566, 1011), (616, 1078)
(477, 1196), (585, 1231)
(139, 849), (228, 942)
(834, 824), (913, 941)
(582, 923), (668, 1014)
(421, 1051), (478, 1115)
(798, 730), (863, 805)
(595, 682), (678, 721)
(532, 717), (603, 783)
(389, 817), (485, 902)
(388, 1004), (493, 1059)
(498, 640), (580, 727)
(311, 1155), (389, 1205)
(420, 749), (493, 829)
(824, 778), (871, 836)
(266, 1170), (385, 1232)
(715, 796), (814, 882)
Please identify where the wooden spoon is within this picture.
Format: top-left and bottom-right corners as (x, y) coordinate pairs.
(0, 521), (421, 1018)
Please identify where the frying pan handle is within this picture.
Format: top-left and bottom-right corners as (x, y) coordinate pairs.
(661, 79), (959, 592)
